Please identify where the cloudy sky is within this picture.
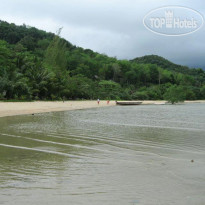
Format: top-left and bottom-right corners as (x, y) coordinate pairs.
(0, 0), (204, 68)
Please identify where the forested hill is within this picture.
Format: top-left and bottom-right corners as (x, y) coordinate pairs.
(0, 20), (205, 101)
(132, 55), (203, 75)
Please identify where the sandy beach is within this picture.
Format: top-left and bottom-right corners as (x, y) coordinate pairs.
(0, 100), (204, 118)
(0, 101), (116, 118)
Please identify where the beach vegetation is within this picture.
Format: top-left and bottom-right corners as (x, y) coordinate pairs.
(0, 20), (204, 101)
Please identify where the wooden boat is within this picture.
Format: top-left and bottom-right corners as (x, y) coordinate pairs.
(116, 101), (142, 106)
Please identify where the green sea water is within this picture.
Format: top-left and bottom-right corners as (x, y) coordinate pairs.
(0, 104), (205, 205)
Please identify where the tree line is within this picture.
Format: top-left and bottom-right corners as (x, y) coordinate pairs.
(0, 20), (205, 101)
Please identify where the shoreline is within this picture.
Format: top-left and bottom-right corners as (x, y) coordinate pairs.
(0, 101), (116, 118)
(0, 100), (204, 118)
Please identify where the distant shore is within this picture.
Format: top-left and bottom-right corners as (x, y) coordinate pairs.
(0, 100), (204, 118)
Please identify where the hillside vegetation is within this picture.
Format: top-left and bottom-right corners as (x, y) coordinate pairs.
(0, 20), (205, 101)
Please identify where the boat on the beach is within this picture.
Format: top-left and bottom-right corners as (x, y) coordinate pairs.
(116, 101), (142, 106)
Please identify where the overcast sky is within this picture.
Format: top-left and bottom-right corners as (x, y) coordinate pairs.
(0, 0), (204, 68)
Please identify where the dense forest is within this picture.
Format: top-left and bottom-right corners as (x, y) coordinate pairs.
(0, 20), (205, 101)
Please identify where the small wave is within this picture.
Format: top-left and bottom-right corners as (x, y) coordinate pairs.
(0, 143), (78, 158)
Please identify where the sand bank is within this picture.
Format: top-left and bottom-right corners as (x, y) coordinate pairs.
(0, 101), (115, 118)
(0, 100), (204, 118)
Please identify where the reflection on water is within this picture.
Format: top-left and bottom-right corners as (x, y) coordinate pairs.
(0, 104), (205, 205)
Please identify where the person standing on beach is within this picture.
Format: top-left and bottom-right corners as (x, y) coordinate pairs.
(97, 99), (100, 105)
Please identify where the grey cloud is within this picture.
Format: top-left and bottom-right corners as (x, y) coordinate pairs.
(0, 0), (204, 68)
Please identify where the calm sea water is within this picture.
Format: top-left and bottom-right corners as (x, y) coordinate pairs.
(0, 104), (205, 205)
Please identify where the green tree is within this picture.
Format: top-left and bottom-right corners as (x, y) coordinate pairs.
(200, 85), (205, 99)
(44, 36), (68, 73)
(98, 80), (121, 99)
(164, 85), (186, 104)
